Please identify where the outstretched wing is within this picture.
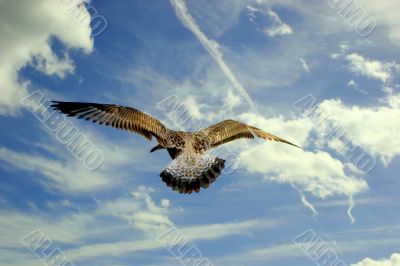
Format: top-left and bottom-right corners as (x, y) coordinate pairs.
(199, 119), (300, 149)
(51, 101), (168, 141)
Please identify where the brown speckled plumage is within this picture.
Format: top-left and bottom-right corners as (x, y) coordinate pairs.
(51, 101), (300, 194)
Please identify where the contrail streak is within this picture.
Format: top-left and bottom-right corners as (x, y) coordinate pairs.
(170, 0), (258, 113)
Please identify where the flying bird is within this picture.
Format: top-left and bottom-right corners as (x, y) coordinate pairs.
(51, 101), (300, 194)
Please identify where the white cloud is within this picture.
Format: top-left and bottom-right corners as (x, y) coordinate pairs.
(348, 80), (368, 94)
(181, 218), (279, 240)
(0, 249), (43, 266)
(361, 1), (400, 45)
(246, 5), (261, 24)
(66, 217), (279, 262)
(195, 0), (400, 47)
(348, 80), (357, 87)
(0, 146), (111, 192)
(130, 186), (174, 234)
(246, 5), (293, 37)
(223, 90), (242, 110)
(0, 210), (96, 248)
(0, 86), (166, 194)
(239, 113), (312, 146)
(346, 53), (399, 84)
(0, 115), (157, 194)
(220, 242), (301, 265)
(300, 57), (310, 73)
(181, 95), (207, 121)
(218, 237), (400, 266)
(0, 184), (282, 263)
(237, 112), (368, 220)
(240, 143), (367, 198)
(0, 187), (173, 262)
(352, 252), (400, 266)
(0, 0), (93, 115)
(265, 9), (294, 37)
(31, 50), (75, 78)
(316, 95), (400, 165)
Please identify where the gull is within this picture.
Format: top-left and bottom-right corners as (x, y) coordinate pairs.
(51, 101), (300, 194)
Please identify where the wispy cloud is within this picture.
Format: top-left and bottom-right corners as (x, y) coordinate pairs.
(265, 9), (294, 37)
(0, 183), (282, 264)
(300, 57), (310, 73)
(246, 5), (294, 37)
(216, 232), (400, 265)
(0, 146), (110, 192)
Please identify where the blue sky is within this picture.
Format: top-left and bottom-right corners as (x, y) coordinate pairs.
(0, 0), (400, 265)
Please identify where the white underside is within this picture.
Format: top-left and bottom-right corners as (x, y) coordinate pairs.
(164, 152), (216, 179)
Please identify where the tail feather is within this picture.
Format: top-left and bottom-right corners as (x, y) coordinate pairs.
(160, 154), (225, 194)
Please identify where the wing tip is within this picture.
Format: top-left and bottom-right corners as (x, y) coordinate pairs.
(289, 142), (303, 149)
(279, 138), (302, 149)
(50, 101), (63, 110)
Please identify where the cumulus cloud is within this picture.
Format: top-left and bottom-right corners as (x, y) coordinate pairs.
(352, 252), (400, 266)
(316, 95), (400, 165)
(345, 53), (399, 84)
(237, 113), (368, 220)
(240, 143), (367, 198)
(0, 0), (93, 115)
(31, 50), (75, 78)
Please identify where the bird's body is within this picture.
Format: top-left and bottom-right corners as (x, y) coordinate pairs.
(51, 101), (300, 194)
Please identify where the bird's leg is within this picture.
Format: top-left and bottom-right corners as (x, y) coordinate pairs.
(150, 144), (165, 153)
